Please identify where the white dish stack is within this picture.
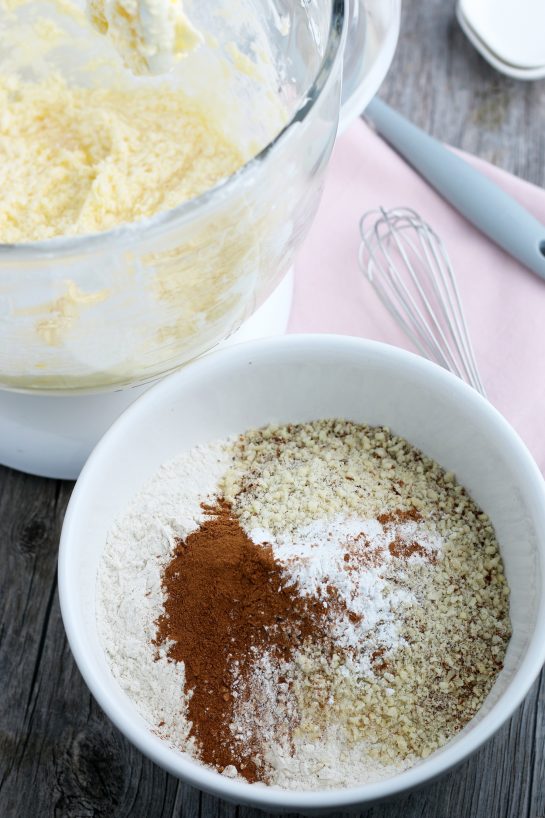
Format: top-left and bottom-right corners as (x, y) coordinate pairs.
(457, 0), (545, 79)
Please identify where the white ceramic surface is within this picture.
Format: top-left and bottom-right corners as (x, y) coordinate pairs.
(0, 270), (294, 480)
(59, 335), (545, 813)
(457, 0), (545, 80)
(459, 0), (545, 68)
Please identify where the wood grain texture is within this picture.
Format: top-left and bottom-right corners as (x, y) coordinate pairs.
(1, 0), (545, 815)
(379, 0), (545, 187)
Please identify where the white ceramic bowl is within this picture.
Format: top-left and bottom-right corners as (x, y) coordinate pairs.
(58, 335), (545, 813)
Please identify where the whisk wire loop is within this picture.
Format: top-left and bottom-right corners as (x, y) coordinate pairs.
(359, 207), (486, 397)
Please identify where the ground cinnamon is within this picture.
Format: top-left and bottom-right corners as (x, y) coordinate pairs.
(377, 508), (435, 561)
(155, 502), (439, 780)
(154, 500), (330, 782)
(377, 508), (421, 525)
(388, 536), (430, 560)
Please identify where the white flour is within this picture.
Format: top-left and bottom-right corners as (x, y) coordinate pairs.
(97, 440), (230, 749)
(264, 728), (411, 789)
(252, 516), (442, 672)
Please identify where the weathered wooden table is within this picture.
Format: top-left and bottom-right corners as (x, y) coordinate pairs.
(2, 1), (544, 815)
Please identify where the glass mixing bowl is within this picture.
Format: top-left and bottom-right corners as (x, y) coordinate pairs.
(0, 0), (338, 392)
(0, 0), (400, 395)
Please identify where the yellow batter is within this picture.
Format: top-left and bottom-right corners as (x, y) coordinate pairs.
(0, 75), (246, 243)
(0, 0), (288, 390)
(87, 0), (202, 75)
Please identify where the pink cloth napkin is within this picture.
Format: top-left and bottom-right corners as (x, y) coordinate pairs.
(289, 117), (545, 471)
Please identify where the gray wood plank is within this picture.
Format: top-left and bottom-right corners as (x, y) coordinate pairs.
(529, 672), (545, 818)
(1, 0), (545, 816)
(379, 0), (545, 187)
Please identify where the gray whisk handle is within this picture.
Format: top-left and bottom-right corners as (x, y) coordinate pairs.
(364, 97), (545, 282)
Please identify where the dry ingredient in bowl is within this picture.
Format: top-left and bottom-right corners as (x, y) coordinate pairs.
(98, 420), (511, 789)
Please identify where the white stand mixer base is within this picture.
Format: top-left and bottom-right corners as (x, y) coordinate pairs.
(0, 271), (294, 480)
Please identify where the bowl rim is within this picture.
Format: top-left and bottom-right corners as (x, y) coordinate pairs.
(58, 334), (545, 810)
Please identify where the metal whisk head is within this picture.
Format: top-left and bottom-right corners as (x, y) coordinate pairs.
(358, 207), (486, 397)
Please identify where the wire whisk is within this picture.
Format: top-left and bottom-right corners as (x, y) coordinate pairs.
(358, 207), (486, 397)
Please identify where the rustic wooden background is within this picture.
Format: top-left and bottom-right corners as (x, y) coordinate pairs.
(1, 0), (545, 815)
